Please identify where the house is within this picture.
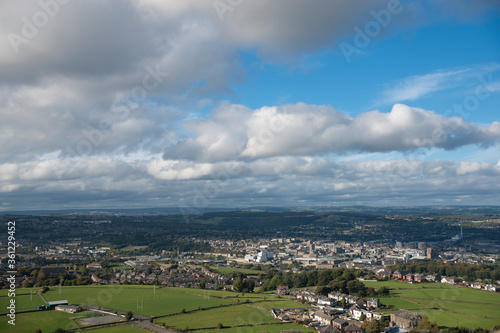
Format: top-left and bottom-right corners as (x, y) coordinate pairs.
(426, 274), (440, 282)
(392, 270), (408, 280)
(356, 298), (367, 308)
(390, 309), (422, 329)
(376, 270), (391, 279)
(351, 308), (372, 321)
(318, 325), (342, 333)
(314, 310), (334, 325)
(277, 285), (289, 296)
(413, 274), (426, 283)
(483, 284), (498, 292)
(404, 273), (413, 282)
(367, 298), (380, 308)
(345, 323), (363, 333)
(332, 318), (349, 330)
(318, 296), (335, 307)
(441, 277), (458, 285)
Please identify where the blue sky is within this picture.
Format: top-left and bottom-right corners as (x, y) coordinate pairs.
(0, 0), (499, 211)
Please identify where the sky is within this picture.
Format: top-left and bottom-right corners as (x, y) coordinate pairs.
(0, 0), (499, 212)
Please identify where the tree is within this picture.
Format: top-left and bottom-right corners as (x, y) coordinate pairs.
(217, 323), (224, 329)
(379, 286), (390, 296)
(34, 329), (42, 333)
(416, 315), (439, 333)
(315, 285), (331, 296)
(341, 296), (346, 308)
(199, 280), (206, 289)
(363, 319), (381, 333)
(125, 311), (133, 321)
(233, 277), (243, 292)
(22, 279), (33, 288)
(359, 313), (367, 321)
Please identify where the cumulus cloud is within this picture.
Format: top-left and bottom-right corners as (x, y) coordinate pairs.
(165, 103), (500, 161)
(1, 1), (499, 210)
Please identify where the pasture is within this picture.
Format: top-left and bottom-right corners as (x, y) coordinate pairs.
(0, 293), (45, 314)
(363, 280), (500, 329)
(157, 303), (277, 330)
(0, 309), (79, 333)
(195, 323), (317, 333)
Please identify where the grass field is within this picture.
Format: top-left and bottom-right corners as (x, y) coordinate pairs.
(6, 282), (499, 332)
(0, 293), (45, 314)
(44, 285), (232, 316)
(82, 324), (151, 332)
(0, 309), (79, 333)
(195, 323), (317, 333)
(157, 303), (277, 330)
(363, 281), (500, 329)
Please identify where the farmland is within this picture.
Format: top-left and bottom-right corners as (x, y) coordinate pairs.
(2, 285), (308, 333)
(3, 282), (499, 333)
(0, 309), (79, 333)
(362, 281), (500, 329)
(44, 285), (232, 316)
(0, 293), (45, 314)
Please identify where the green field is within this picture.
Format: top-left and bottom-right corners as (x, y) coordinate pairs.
(363, 281), (500, 329)
(83, 324), (151, 332)
(0, 293), (45, 314)
(6, 282), (499, 332)
(157, 303), (277, 330)
(195, 323), (317, 333)
(0, 309), (79, 333)
(44, 285), (232, 316)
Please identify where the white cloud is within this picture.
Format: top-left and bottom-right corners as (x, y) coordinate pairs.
(165, 103), (500, 161)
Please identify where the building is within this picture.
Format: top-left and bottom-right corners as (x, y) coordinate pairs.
(345, 323), (363, 333)
(314, 310), (334, 325)
(256, 251), (274, 263)
(376, 269), (391, 279)
(367, 298), (380, 308)
(392, 270), (408, 280)
(86, 262), (102, 270)
(277, 285), (289, 296)
(47, 300), (68, 309)
(426, 248), (437, 259)
(332, 318), (349, 330)
(55, 305), (81, 313)
(390, 309), (422, 329)
(318, 326), (342, 333)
